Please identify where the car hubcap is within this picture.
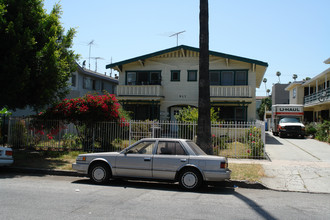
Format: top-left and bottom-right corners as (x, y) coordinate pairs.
(182, 172), (197, 188)
(93, 167), (105, 181)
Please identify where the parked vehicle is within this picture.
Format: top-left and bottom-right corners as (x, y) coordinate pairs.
(0, 146), (13, 166)
(277, 117), (305, 138)
(271, 104), (305, 138)
(72, 138), (231, 190)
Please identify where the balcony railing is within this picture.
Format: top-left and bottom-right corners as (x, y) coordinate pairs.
(210, 85), (252, 97)
(117, 85), (163, 97)
(304, 87), (330, 105)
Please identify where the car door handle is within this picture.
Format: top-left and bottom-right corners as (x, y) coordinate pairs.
(180, 159), (187, 162)
(144, 158), (151, 161)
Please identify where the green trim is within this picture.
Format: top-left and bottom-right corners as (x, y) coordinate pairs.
(210, 69), (248, 85)
(187, 70), (198, 81)
(171, 70), (180, 81)
(119, 100), (161, 104)
(211, 101), (252, 105)
(125, 70), (161, 85)
(106, 45), (268, 69)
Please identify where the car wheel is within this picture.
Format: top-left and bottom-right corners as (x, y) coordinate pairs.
(279, 132), (285, 138)
(89, 163), (111, 184)
(179, 168), (202, 191)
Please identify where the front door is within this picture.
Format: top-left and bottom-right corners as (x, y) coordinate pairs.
(170, 107), (181, 133)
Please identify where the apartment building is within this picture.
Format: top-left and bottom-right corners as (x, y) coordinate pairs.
(106, 45), (268, 121)
(285, 58), (330, 122)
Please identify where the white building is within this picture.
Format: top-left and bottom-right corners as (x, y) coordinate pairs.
(106, 45), (268, 121)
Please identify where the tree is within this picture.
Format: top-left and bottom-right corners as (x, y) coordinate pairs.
(197, 0), (212, 154)
(263, 78), (267, 96)
(0, 0), (78, 111)
(292, 74), (298, 81)
(257, 97), (272, 120)
(276, 71), (281, 83)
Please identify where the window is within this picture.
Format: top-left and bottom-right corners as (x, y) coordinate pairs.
(188, 70), (197, 81)
(126, 141), (155, 154)
(210, 71), (220, 85)
(71, 74), (76, 87)
(127, 72), (136, 85)
(293, 88), (296, 98)
(157, 141), (186, 155)
(126, 71), (161, 85)
(150, 72), (161, 85)
(235, 71), (247, 85)
(171, 70), (180, 81)
(83, 77), (92, 89)
(209, 70), (248, 85)
(221, 71), (234, 85)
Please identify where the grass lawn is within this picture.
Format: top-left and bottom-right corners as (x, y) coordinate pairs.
(13, 150), (266, 182)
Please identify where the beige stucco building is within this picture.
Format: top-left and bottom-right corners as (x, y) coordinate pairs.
(285, 58), (330, 122)
(106, 45), (268, 122)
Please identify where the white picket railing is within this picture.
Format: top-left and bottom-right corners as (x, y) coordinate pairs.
(7, 118), (265, 159)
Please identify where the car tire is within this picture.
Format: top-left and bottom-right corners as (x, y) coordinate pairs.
(179, 168), (203, 191)
(89, 163), (111, 184)
(279, 132), (285, 138)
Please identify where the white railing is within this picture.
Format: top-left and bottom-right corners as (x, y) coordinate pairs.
(210, 85), (251, 97)
(117, 85), (163, 96)
(8, 118), (266, 159)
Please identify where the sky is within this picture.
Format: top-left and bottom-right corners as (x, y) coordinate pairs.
(43, 0), (330, 96)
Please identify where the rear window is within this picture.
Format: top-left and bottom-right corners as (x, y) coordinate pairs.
(186, 141), (207, 155)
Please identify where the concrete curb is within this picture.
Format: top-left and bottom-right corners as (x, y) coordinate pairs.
(6, 166), (268, 190)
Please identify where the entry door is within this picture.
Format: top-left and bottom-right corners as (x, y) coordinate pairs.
(170, 107), (181, 133)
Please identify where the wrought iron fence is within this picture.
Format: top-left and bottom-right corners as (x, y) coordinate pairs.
(8, 118), (265, 159)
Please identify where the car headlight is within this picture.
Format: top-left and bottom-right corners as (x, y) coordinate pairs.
(76, 156), (86, 161)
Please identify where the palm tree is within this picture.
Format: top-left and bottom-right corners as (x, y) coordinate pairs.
(276, 71), (281, 83)
(266, 89), (270, 96)
(293, 74), (298, 81)
(197, 0), (212, 155)
(263, 78), (267, 96)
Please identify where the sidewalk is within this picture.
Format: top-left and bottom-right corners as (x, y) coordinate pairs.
(258, 133), (330, 193)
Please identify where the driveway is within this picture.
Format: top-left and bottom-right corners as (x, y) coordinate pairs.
(261, 132), (330, 193)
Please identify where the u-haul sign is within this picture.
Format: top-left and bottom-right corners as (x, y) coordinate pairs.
(273, 105), (304, 115)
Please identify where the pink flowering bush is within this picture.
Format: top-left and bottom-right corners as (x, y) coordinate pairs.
(30, 93), (129, 151)
(246, 126), (264, 158)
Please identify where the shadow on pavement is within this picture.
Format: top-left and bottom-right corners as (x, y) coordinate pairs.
(72, 178), (238, 194)
(265, 133), (283, 145)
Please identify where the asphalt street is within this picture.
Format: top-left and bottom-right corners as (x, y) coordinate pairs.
(1, 173), (330, 220)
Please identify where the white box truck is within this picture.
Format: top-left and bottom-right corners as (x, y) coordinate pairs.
(271, 104), (305, 138)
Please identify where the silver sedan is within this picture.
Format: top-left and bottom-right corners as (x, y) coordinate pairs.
(72, 138), (231, 190)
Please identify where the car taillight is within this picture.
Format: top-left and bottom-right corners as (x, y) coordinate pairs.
(220, 161), (227, 169)
(5, 150), (13, 156)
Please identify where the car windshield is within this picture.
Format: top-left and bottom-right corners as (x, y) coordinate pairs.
(280, 117), (300, 123)
(186, 141), (207, 155)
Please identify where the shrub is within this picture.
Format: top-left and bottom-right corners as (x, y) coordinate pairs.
(315, 120), (330, 143)
(305, 123), (317, 137)
(246, 126), (264, 158)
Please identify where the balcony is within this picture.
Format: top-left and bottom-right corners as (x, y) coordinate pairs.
(210, 86), (252, 97)
(304, 87), (330, 105)
(117, 85), (163, 97)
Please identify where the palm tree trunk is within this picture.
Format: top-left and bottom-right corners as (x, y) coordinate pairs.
(197, 0), (212, 155)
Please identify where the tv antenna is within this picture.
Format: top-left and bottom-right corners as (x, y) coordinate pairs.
(87, 40), (95, 70)
(169, 31), (186, 46)
(90, 57), (104, 72)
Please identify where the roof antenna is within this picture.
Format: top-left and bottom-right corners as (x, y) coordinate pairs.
(87, 40), (95, 70)
(90, 57), (104, 72)
(169, 31), (186, 46)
